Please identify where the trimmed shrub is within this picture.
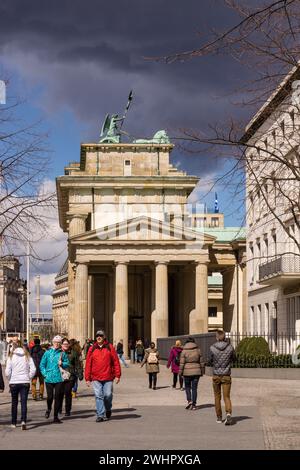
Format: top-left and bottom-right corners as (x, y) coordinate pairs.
(235, 336), (270, 357)
(233, 353), (300, 368)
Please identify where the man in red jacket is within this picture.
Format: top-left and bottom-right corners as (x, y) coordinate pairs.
(85, 330), (121, 422)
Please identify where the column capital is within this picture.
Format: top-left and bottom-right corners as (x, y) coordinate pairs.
(154, 260), (169, 266)
(194, 260), (209, 267)
(114, 260), (129, 266)
(67, 212), (88, 220)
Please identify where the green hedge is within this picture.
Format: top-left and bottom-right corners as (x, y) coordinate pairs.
(236, 337), (270, 357)
(233, 353), (300, 368)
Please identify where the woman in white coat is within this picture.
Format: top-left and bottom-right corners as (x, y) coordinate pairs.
(5, 340), (36, 430)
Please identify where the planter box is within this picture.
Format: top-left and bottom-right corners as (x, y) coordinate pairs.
(205, 366), (300, 380)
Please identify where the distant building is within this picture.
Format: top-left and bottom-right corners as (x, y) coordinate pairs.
(0, 256), (26, 338)
(52, 259), (68, 335)
(191, 212), (224, 229)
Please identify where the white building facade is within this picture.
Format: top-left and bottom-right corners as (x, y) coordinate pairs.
(243, 68), (300, 350)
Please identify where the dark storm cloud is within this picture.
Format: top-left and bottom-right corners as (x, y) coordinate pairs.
(0, 0), (245, 176)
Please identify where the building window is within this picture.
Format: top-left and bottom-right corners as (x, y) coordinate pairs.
(265, 303), (269, 333)
(124, 159), (132, 176)
(208, 306), (217, 317)
(271, 230), (277, 256)
(211, 217), (219, 228)
(257, 304), (262, 334)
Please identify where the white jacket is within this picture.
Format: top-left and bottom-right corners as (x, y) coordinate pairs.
(5, 348), (36, 384)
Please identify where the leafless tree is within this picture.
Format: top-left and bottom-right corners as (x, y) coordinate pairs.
(156, 0), (300, 257)
(0, 88), (56, 254)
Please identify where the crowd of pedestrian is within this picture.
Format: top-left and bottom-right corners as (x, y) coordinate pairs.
(0, 329), (236, 429)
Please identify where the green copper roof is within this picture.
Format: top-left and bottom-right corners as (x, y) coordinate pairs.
(195, 227), (246, 243)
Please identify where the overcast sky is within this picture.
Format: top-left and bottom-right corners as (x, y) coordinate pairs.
(0, 0), (253, 314)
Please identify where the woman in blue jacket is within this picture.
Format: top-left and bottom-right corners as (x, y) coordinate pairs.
(40, 335), (69, 424)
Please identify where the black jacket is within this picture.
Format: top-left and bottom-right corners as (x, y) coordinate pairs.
(30, 345), (45, 377)
(116, 343), (124, 355)
(0, 365), (5, 390)
(208, 341), (236, 376)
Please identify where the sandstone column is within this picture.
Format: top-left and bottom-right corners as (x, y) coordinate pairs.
(154, 261), (169, 342)
(87, 274), (93, 339)
(68, 213), (87, 339)
(114, 262), (128, 357)
(74, 263), (88, 346)
(189, 262), (208, 334)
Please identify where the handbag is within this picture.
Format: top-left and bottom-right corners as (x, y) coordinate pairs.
(59, 353), (71, 381)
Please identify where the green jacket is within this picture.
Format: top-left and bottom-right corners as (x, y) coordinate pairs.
(66, 349), (83, 379)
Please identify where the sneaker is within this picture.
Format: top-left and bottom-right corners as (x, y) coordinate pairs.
(10, 424), (16, 429)
(185, 402), (193, 410)
(216, 416), (223, 424)
(65, 412), (71, 417)
(224, 414), (232, 426)
(106, 410), (112, 419)
(21, 422), (26, 430)
(53, 417), (63, 424)
(180, 387), (184, 391)
(191, 405), (197, 411)
(45, 410), (50, 419)
(39, 395), (44, 400)
(96, 416), (108, 422)
(153, 386), (157, 390)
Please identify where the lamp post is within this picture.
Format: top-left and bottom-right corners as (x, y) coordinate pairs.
(26, 242), (30, 341)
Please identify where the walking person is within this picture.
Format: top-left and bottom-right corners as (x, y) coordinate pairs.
(208, 330), (236, 425)
(116, 339), (129, 368)
(71, 340), (83, 398)
(30, 338), (45, 400)
(60, 338), (83, 416)
(39, 335), (70, 424)
(167, 340), (184, 390)
(141, 342), (160, 390)
(85, 330), (121, 422)
(179, 337), (203, 410)
(135, 340), (144, 363)
(5, 340), (36, 430)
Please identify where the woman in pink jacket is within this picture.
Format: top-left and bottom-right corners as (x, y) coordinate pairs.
(167, 340), (184, 390)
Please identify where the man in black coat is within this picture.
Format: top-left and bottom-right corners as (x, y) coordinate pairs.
(208, 330), (236, 426)
(30, 338), (45, 400)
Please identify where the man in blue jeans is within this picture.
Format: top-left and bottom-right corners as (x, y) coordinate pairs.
(85, 330), (121, 422)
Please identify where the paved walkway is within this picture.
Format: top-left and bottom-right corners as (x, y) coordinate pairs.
(0, 363), (299, 449)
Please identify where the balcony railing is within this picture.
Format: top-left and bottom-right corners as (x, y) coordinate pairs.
(259, 254), (300, 281)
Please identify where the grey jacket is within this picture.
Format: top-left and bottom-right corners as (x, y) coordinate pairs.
(208, 341), (236, 376)
(179, 341), (203, 377)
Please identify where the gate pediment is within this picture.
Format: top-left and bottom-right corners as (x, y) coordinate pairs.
(70, 216), (216, 246)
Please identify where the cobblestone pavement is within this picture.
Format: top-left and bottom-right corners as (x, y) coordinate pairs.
(0, 363), (299, 449)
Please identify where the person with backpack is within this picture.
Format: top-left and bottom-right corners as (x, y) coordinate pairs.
(5, 340), (36, 430)
(30, 338), (45, 400)
(85, 330), (121, 422)
(167, 340), (183, 390)
(208, 329), (236, 425)
(135, 339), (144, 363)
(179, 337), (204, 410)
(141, 342), (160, 390)
(39, 335), (70, 424)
